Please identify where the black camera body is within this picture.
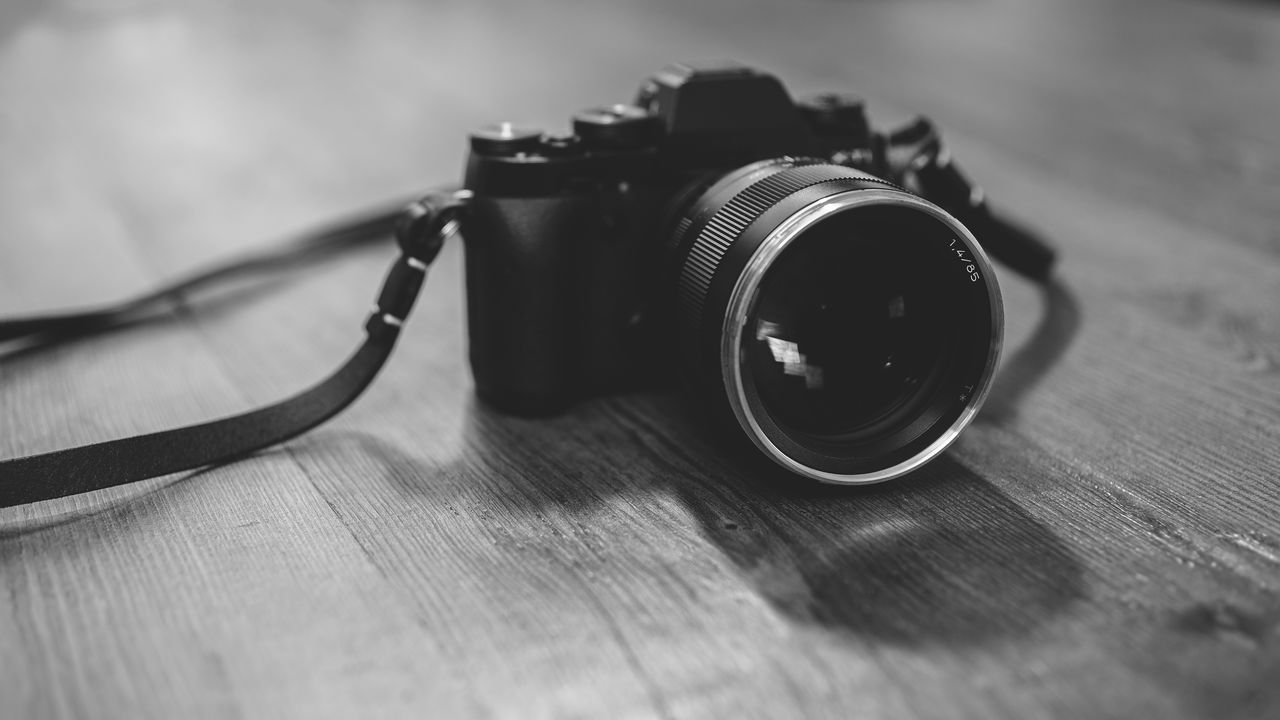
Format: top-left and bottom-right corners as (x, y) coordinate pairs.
(465, 63), (881, 410)
(461, 62), (1005, 484)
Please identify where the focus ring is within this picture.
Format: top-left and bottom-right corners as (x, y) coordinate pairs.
(675, 163), (898, 353)
(679, 164), (847, 319)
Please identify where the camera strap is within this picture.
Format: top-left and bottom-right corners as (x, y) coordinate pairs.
(881, 117), (1055, 281)
(0, 190), (470, 509)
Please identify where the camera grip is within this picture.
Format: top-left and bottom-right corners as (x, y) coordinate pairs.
(463, 195), (594, 414)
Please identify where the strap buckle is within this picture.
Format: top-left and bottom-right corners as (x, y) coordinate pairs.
(394, 189), (471, 263)
(367, 189), (471, 340)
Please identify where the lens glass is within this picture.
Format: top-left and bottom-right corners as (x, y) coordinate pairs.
(744, 205), (976, 443)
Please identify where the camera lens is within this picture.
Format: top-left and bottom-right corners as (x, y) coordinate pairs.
(668, 159), (1002, 483)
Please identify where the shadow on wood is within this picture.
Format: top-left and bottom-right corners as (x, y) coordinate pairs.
(979, 277), (1083, 426)
(334, 408), (1084, 650)
(673, 455), (1084, 647)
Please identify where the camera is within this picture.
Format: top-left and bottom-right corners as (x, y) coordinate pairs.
(0, 61), (1049, 508)
(459, 62), (1004, 484)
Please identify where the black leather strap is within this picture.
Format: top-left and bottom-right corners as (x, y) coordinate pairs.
(0, 340), (393, 507)
(0, 192), (466, 508)
(882, 117), (1056, 281)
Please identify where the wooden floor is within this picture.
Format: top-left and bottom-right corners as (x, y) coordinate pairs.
(2, 0), (1278, 717)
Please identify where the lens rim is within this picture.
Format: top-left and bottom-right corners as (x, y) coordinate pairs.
(719, 188), (1004, 484)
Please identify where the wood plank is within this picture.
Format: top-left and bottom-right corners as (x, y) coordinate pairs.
(1, 0), (1277, 717)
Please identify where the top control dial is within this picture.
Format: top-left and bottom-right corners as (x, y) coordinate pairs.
(572, 104), (661, 149)
(470, 123), (544, 156)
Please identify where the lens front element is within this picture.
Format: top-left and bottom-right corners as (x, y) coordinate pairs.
(747, 210), (956, 440)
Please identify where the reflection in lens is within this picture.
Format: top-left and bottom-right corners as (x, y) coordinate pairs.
(744, 205), (973, 445)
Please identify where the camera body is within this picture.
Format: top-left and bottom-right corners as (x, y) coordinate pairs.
(462, 62), (889, 414)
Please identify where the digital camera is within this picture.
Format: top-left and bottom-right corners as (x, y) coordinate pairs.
(459, 62), (1004, 484)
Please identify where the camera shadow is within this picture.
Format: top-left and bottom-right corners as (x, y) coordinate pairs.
(667, 448), (1084, 647)
(328, 383), (1083, 650)
(979, 277), (1082, 425)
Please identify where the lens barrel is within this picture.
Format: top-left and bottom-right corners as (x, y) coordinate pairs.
(667, 158), (1003, 483)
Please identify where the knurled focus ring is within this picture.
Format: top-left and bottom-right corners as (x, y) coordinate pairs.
(672, 162), (900, 358)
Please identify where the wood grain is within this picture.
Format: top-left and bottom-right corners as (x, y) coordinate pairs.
(1, 0), (1278, 718)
